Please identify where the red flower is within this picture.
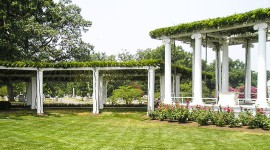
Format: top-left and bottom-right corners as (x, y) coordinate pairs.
(227, 107), (231, 113)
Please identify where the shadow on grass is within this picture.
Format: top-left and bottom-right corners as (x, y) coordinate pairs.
(0, 107), (148, 120)
(101, 107), (147, 113)
(0, 109), (37, 120)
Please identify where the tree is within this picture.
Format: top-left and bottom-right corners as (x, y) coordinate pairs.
(0, 0), (92, 62)
(0, 0), (92, 100)
(136, 45), (193, 68)
(0, 86), (7, 98)
(117, 50), (134, 61)
(110, 86), (143, 104)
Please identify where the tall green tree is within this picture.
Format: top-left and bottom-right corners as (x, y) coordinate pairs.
(0, 0), (92, 62)
(0, 0), (92, 100)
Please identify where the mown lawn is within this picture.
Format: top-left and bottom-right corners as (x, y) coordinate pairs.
(0, 108), (270, 150)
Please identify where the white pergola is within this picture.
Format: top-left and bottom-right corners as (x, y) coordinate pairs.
(150, 8), (270, 109)
(0, 65), (157, 114)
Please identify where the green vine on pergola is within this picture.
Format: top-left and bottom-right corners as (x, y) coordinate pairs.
(0, 60), (213, 81)
(150, 8), (270, 40)
(0, 59), (162, 68)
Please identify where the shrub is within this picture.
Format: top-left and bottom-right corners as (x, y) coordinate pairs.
(235, 85), (257, 99)
(229, 118), (241, 128)
(247, 108), (270, 130)
(254, 109), (270, 130)
(238, 109), (253, 126)
(0, 101), (11, 110)
(156, 104), (168, 121)
(192, 106), (212, 126)
(248, 118), (257, 129)
(196, 110), (209, 126)
(175, 104), (189, 123)
(149, 111), (157, 120)
(166, 105), (177, 122)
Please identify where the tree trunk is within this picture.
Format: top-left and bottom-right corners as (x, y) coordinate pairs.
(7, 82), (15, 101)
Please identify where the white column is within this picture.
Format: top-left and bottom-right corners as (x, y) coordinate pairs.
(214, 47), (221, 99)
(72, 88), (75, 98)
(103, 80), (108, 104)
(172, 75), (175, 99)
(148, 67), (155, 112)
(175, 75), (180, 102)
(191, 43), (195, 97)
(99, 76), (104, 109)
(222, 41), (229, 92)
(93, 69), (99, 114)
(26, 79), (32, 106)
(243, 42), (254, 102)
(254, 23), (268, 107)
(163, 38), (172, 104)
(219, 51), (222, 93)
(191, 33), (204, 105)
(160, 76), (165, 101)
(36, 69), (43, 114)
(31, 77), (37, 109)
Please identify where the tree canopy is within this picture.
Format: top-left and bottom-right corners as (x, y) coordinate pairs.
(0, 0), (92, 62)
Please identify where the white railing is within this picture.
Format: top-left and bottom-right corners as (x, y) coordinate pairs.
(172, 97), (218, 105)
(236, 98), (257, 106)
(172, 97), (193, 104)
(202, 98), (218, 105)
(171, 97), (269, 106)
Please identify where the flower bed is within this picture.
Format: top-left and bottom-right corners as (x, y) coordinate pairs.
(149, 103), (270, 130)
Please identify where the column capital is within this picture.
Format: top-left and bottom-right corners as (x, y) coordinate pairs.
(212, 44), (221, 52)
(191, 33), (205, 40)
(242, 43), (254, 49)
(162, 38), (171, 44)
(253, 23), (268, 31)
(221, 38), (230, 45)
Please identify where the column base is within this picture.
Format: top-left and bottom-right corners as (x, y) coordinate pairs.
(163, 100), (172, 105)
(255, 102), (269, 108)
(190, 102), (204, 107)
(37, 113), (45, 116)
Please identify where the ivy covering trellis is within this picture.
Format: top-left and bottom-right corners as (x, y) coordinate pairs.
(150, 8), (270, 39)
(0, 60), (213, 81)
(0, 59), (162, 68)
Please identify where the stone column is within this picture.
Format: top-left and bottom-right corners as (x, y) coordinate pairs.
(214, 46), (221, 99)
(72, 88), (75, 98)
(31, 77), (37, 109)
(36, 69), (43, 114)
(148, 67), (155, 112)
(103, 80), (108, 105)
(92, 69), (99, 114)
(191, 33), (204, 105)
(175, 75), (180, 102)
(254, 23), (268, 107)
(160, 76), (165, 101)
(171, 75), (175, 99)
(191, 43), (195, 97)
(222, 40), (229, 92)
(99, 76), (104, 109)
(163, 38), (172, 104)
(243, 42), (254, 102)
(26, 80), (32, 106)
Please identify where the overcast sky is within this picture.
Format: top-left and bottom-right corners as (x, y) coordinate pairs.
(71, 0), (270, 70)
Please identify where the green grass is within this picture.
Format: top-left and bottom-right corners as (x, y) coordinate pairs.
(0, 108), (270, 150)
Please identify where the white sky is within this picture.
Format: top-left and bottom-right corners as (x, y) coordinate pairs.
(71, 0), (270, 71)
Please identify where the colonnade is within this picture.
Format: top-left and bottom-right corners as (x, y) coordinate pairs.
(162, 22), (269, 108)
(26, 67), (157, 114)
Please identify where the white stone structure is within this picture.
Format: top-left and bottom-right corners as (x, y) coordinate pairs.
(151, 9), (270, 111)
(163, 38), (172, 104)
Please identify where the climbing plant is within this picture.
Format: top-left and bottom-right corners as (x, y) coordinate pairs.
(150, 8), (270, 38)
